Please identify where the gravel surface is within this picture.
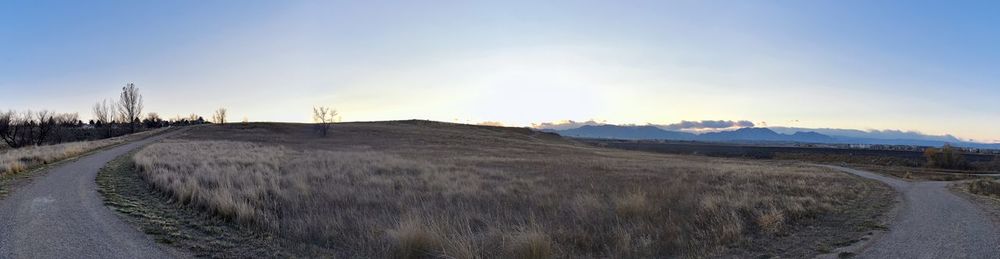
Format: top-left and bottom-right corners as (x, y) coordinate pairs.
(823, 165), (1000, 259)
(0, 130), (185, 259)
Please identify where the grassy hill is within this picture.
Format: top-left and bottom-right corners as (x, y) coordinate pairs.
(104, 121), (891, 258)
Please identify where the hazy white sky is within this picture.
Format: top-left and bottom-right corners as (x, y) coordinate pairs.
(2, 1), (999, 141)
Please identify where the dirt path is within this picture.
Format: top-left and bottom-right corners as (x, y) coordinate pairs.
(822, 165), (1000, 258)
(0, 130), (184, 258)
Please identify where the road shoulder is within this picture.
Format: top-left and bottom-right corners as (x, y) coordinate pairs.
(951, 183), (1000, 227)
(724, 164), (895, 258)
(816, 166), (899, 259)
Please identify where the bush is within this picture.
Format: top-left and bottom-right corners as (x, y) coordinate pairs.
(923, 145), (969, 169)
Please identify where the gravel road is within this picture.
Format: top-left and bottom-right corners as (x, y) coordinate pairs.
(822, 165), (1000, 259)
(0, 130), (184, 259)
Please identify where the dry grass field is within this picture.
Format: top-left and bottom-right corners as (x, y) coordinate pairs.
(127, 121), (889, 258)
(968, 179), (1000, 198)
(0, 128), (165, 176)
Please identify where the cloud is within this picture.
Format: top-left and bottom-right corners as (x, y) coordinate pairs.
(860, 129), (962, 142)
(658, 120), (755, 131)
(531, 119), (607, 130)
(768, 127), (963, 142)
(532, 119), (755, 132)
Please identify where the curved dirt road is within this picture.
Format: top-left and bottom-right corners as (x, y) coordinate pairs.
(0, 131), (183, 258)
(822, 165), (1000, 258)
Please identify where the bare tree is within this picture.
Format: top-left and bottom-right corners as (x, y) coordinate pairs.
(117, 83), (144, 133)
(93, 99), (116, 137)
(93, 99), (112, 124)
(55, 113), (79, 126)
(50, 112), (80, 143)
(213, 108), (227, 124)
(0, 111), (19, 148)
(34, 110), (55, 146)
(312, 106), (338, 137)
(0, 111), (31, 148)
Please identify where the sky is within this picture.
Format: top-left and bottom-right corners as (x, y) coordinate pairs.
(2, 1), (1000, 142)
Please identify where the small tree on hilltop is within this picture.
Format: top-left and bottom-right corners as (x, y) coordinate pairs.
(312, 106), (338, 137)
(213, 108), (227, 124)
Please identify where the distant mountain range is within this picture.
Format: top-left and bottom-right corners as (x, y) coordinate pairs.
(547, 125), (1000, 149)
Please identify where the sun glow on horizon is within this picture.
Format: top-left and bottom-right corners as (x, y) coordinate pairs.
(2, 1), (1000, 141)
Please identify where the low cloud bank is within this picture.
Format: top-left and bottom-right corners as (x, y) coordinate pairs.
(659, 120), (755, 131)
(532, 119), (992, 146)
(768, 127), (963, 142)
(532, 119), (756, 132)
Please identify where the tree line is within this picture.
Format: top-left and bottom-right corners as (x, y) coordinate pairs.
(1, 83), (208, 149)
(3, 82), (343, 148)
(0, 111), (84, 148)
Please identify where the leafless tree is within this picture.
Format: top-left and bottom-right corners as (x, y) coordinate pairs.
(55, 113), (79, 126)
(213, 108), (227, 124)
(49, 112), (80, 143)
(312, 106), (338, 137)
(34, 110), (56, 146)
(93, 99), (116, 137)
(117, 83), (143, 133)
(93, 99), (113, 124)
(0, 111), (19, 148)
(0, 110), (47, 148)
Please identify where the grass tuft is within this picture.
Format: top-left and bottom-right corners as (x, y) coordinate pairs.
(614, 192), (651, 219)
(388, 216), (443, 259)
(756, 210), (786, 234)
(506, 230), (554, 259)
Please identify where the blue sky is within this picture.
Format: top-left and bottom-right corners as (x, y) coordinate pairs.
(2, 1), (999, 141)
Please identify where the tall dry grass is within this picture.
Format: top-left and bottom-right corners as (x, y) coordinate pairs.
(1, 129), (164, 176)
(968, 179), (1000, 198)
(133, 122), (873, 258)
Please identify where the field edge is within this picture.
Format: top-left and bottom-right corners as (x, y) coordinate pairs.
(95, 150), (331, 258)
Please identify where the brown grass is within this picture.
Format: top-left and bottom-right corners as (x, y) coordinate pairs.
(968, 179), (1000, 198)
(853, 164), (993, 181)
(131, 122), (877, 257)
(0, 129), (165, 176)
